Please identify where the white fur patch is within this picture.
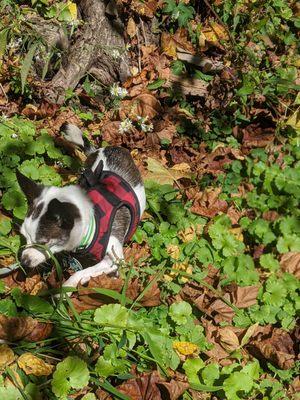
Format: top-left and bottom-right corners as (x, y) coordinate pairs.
(21, 247), (47, 268)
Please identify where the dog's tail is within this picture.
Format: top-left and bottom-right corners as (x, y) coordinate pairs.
(60, 123), (95, 155)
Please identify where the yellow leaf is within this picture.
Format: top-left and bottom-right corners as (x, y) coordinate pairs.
(286, 109), (300, 132)
(0, 344), (15, 369)
(161, 32), (177, 58)
(166, 244), (181, 260)
(18, 353), (53, 376)
(229, 227), (244, 242)
(178, 226), (196, 242)
(145, 157), (191, 184)
(202, 22), (228, 45)
(67, 1), (77, 20)
(173, 341), (199, 355)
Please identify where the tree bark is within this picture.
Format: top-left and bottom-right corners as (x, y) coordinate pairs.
(44, 0), (130, 104)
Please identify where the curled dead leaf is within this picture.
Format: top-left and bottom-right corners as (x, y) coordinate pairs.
(0, 315), (52, 342)
(18, 353), (53, 376)
(120, 93), (162, 120)
(219, 327), (240, 353)
(0, 344), (15, 369)
(127, 17), (137, 38)
(248, 327), (296, 370)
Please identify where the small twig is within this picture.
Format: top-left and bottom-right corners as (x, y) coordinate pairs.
(136, 27), (142, 73)
(139, 16), (148, 46)
(0, 83), (8, 102)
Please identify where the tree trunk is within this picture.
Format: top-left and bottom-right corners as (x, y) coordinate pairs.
(44, 0), (130, 104)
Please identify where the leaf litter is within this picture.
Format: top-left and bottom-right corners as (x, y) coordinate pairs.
(0, 0), (299, 399)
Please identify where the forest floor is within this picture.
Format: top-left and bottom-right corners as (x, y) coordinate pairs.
(0, 0), (299, 399)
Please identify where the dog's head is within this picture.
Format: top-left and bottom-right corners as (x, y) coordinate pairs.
(16, 171), (83, 268)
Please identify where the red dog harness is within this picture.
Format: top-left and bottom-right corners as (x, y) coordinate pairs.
(78, 161), (140, 261)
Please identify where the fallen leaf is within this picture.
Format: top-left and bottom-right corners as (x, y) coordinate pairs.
(280, 252), (300, 278)
(0, 315), (52, 342)
(232, 285), (259, 308)
(201, 22), (228, 47)
(219, 327), (240, 352)
(120, 93), (162, 120)
(166, 244), (181, 260)
(248, 326), (296, 369)
(157, 379), (189, 400)
(173, 341), (198, 356)
(130, 0), (158, 18)
(0, 344), (15, 369)
(18, 353), (53, 376)
(72, 274), (161, 312)
(144, 158), (191, 184)
(127, 17), (137, 38)
(161, 29), (195, 59)
(188, 187), (228, 218)
(117, 371), (162, 400)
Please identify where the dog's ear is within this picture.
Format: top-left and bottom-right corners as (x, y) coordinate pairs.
(47, 199), (79, 229)
(16, 170), (43, 205)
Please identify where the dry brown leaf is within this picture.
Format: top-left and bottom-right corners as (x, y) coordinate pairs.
(188, 187), (228, 218)
(120, 93), (162, 120)
(0, 344), (15, 369)
(219, 327), (240, 352)
(144, 158), (191, 184)
(202, 22), (228, 43)
(18, 353), (53, 376)
(127, 17), (137, 38)
(232, 285), (259, 308)
(0, 315), (52, 342)
(248, 327), (296, 370)
(201, 319), (230, 361)
(72, 274), (161, 312)
(117, 371), (162, 400)
(157, 379), (189, 400)
(280, 252), (300, 278)
(161, 29), (194, 59)
(208, 297), (235, 323)
(130, 0), (158, 17)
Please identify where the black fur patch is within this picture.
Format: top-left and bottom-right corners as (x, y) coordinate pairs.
(103, 147), (143, 187)
(36, 199), (80, 245)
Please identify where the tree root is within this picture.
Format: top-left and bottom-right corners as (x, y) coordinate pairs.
(41, 0), (130, 104)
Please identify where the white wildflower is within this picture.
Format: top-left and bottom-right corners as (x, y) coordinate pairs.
(111, 49), (120, 59)
(11, 133), (18, 139)
(110, 83), (128, 99)
(136, 115), (153, 133)
(119, 118), (133, 133)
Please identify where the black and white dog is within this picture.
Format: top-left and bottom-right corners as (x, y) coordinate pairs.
(17, 124), (146, 288)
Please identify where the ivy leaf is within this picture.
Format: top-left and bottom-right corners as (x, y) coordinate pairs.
(223, 371), (254, 400)
(169, 301), (192, 325)
(51, 356), (89, 399)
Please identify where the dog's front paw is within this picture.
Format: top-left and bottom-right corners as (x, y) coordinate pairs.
(20, 247), (46, 269)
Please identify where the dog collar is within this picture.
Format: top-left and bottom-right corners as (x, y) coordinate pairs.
(78, 211), (96, 250)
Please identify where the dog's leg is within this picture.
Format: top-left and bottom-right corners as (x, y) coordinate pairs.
(63, 236), (123, 288)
